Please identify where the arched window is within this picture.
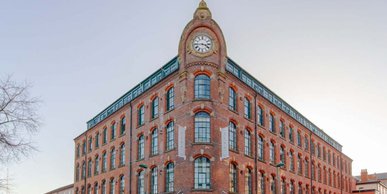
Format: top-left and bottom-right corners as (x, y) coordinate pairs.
(95, 132), (100, 148)
(281, 179), (286, 194)
(230, 163), (238, 192)
(94, 155), (100, 175)
(88, 184), (92, 194)
(151, 167), (158, 194)
(103, 128), (107, 144)
(119, 175), (125, 194)
(166, 163), (174, 192)
(194, 157), (211, 189)
(297, 131), (302, 147)
(298, 183), (303, 194)
(279, 120), (285, 138)
(81, 186), (85, 194)
(194, 112), (210, 143)
(94, 183), (99, 194)
(258, 136), (264, 161)
(244, 129), (251, 156)
(195, 74), (211, 99)
(76, 164), (80, 181)
(151, 129), (158, 156)
(305, 158), (309, 177)
(82, 161), (86, 179)
(259, 172), (266, 194)
(318, 166), (322, 182)
(257, 106), (264, 126)
(323, 168), (327, 184)
(110, 148), (116, 170)
(120, 117), (126, 135)
(289, 127), (294, 143)
(138, 135), (144, 160)
(87, 159), (92, 177)
(246, 169), (252, 194)
(166, 87), (175, 111)
(270, 175), (276, 194)
(269, 114), (275, 133)
(297, 155), (302, 175)
(76, 144), (80, 158)
(166, 122), (174, 151)
(280, 146), (286, 166)
(317, 144), (321, 158)
(102, 152), (107, 172)
(304, 137), (309, 151)
(312, 163), (315, 180)
(151, 97), (159, 119)
(88, 137), (92, 152)
(138, 105), (145, 126)
(101, 180), (106, 194)
(109, 178), (115, 194)
(244, 97), (251, 119)
(111, 123), (116, 140)
(120, 144), (125, 166)
(138, 171), (145, 194)
(229, 122), (237, 151)
(229, 87), (237, 111)
(82, 141), (86, 155)
(269, 141), (275, 164)
(289, 151), (294, 171)
(290, 181), (295, 194)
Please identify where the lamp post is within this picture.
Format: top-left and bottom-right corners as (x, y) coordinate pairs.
(139, 164), (148, 194)
(276, 162), (285, 194)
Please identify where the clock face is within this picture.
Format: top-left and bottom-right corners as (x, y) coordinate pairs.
(192, 35), (213, 53)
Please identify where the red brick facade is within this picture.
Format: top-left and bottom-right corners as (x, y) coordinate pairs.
(73, 1), (355, 194)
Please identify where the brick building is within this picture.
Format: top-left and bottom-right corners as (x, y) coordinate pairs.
(73, 1), (355, 194)
(353, 170), (387, 194)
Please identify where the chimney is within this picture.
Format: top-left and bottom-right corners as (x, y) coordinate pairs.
(361, 169), (368, 182)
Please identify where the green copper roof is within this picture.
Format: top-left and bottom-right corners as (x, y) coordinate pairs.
(86, 56), (179, 129)
(226, 57), (343, 151)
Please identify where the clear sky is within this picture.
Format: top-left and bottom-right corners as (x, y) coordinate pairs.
(1, 1), (386, 194)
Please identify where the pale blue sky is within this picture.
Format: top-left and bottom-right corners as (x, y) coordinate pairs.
(1, 1), (386, 194)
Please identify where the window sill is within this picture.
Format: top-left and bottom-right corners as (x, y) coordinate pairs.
(137, 124), (145, 129)
(193, 98), (212, 102)
(150, 116), (159, 122)
(165, 148), (176, 153)
(258, 159), (266, 163)
(192, 142), (213, 146)
(191, 188), (213, 192)
(164, 108), (175, 115)
(150, 153), (159, 158)
(244, 154), (254, 159)
(136, 158), (145, 162)
(228, 108), (239, 115)
(229, 149), (239, 154)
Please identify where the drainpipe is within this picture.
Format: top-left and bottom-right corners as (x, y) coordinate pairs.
(310, 132), (313, 194)
(129, 103), (133, 194)
(254, 93), (258, 194)
(84, 134), (88, 193)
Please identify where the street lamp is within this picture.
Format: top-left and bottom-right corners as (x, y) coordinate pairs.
(276, 162), (285, 194)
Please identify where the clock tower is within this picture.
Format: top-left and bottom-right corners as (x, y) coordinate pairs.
(178, 0), (227, 73)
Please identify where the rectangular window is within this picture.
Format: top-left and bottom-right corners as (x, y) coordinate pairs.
(88, 138), (92, 152)
(82, 142), (86, 155)
(244, 130), (251, 156)
(304, 137), (309, 151)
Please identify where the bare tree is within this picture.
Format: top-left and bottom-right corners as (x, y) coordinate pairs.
(0, 75), (40, 164)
